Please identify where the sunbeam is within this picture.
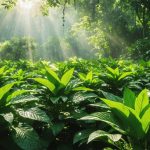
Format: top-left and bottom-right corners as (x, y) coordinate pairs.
(18, 0), (33, 10)
(0, 2), (92, 61)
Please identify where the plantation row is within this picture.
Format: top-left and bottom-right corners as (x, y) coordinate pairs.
(0, 58), (150, 150)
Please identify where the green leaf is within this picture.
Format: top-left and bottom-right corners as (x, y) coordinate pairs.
(114, 68), (119, 76)
(33, 78), (55, 94)
(101, 98), (129, 117)
(78, 73), (86, 81)
(86, 71), (92, 81)
(102, 91), (122, 102)
(9, 95), (39, 105)
(73, 87), (94, 91)
(107, 73), (114, 79)
(88, 130), (122, 143)
(135, 89), (149, 115)
(106, 67), (115, 75)
(118, 72), (132, 80)
(73, 129), (93, 144)
(61, 68), (74, 86)
(13, 124), (41, 150)
(123, 88), (136, 109)
(80, 112), (115, 124)
(0, 112), (14, 123)
(45, 66), (60, 85)
(0, 82), (15, 100)
(6, 90), (28, 104)
(141, 106), (150, 133)
(17, 107), (50, 123)
(126, 110), (145, 139)
(72, 92), (97, 103)
(80, 112), (124, 133)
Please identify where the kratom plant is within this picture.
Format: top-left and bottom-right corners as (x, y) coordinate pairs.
(106, 67), (132, 81)
(78, 71), (93, 83)
(0, 82), (51, 150)
(0, 58), (149, 150)
(32, 65), (96, 149)
(101, 66), (132, 94)
(80, 89), (150, 149)
(33, 66), (75, 95)
(33, 66), (92, 95)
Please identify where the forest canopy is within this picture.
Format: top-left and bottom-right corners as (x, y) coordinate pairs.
(0, 0), (150, 60)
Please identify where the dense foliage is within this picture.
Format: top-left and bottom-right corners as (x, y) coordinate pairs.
(0, 0), (149, 59)
(0, 58), (149, 150)
(0, 37), (36, 61)
(0, 0), (150, 149)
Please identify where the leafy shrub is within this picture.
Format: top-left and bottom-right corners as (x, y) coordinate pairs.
(128, 38), (150, 60)
(0, 83), (51, 150)
(0, 58), (149, 149)
(80, 89), (150, 149)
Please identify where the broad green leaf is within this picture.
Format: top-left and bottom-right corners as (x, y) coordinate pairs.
(61, 68), (74, 86)
(73, 87), (94, 91)
(80, 112), (124, 133)
(123, 88), (136, 109)
(33, 78), (55, 94)
(141, 107), (150, 133)
(45, 66), (60, 85)
(9, 95), (39, 105)
(101, 98), (129, 117)
(140, 104), (150, 118)
(126, 110), (145, 139)
(80, 112), (116, 124)
(78, 73), (86, 81)
(107, 73), (114, 79)
(72, 92), (97, 103)
(88, 130), (122, 143)
(86, 71), (92, 81)
(101, 97), (145, 139)
(114, 68), (119, 76)
(102, 91), (122, 102)
(13, 124), (41, 150)
(0, 82), (15, 100)
(135, 89), (149, 115)
(6, 90), (28, 104)
(118, 72), (132, 80)
(73, 129), (93, 144)
(17, 107), (50, 123)
(0, 112), (14, 123)
(106, 67), (115, 75)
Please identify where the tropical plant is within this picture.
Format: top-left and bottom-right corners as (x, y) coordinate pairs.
(0, 82), (51, 150)
(101, 66), (132, 94)
(33, 65), (93, 95)
(80, 89), (150, 149)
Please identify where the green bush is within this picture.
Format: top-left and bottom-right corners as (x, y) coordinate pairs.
(0, 58), (149, 150)
(0, 37), (37, 61)
(128, 38), (150, 61)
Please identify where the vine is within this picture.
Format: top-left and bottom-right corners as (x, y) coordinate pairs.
(62, 0), (67, 29)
